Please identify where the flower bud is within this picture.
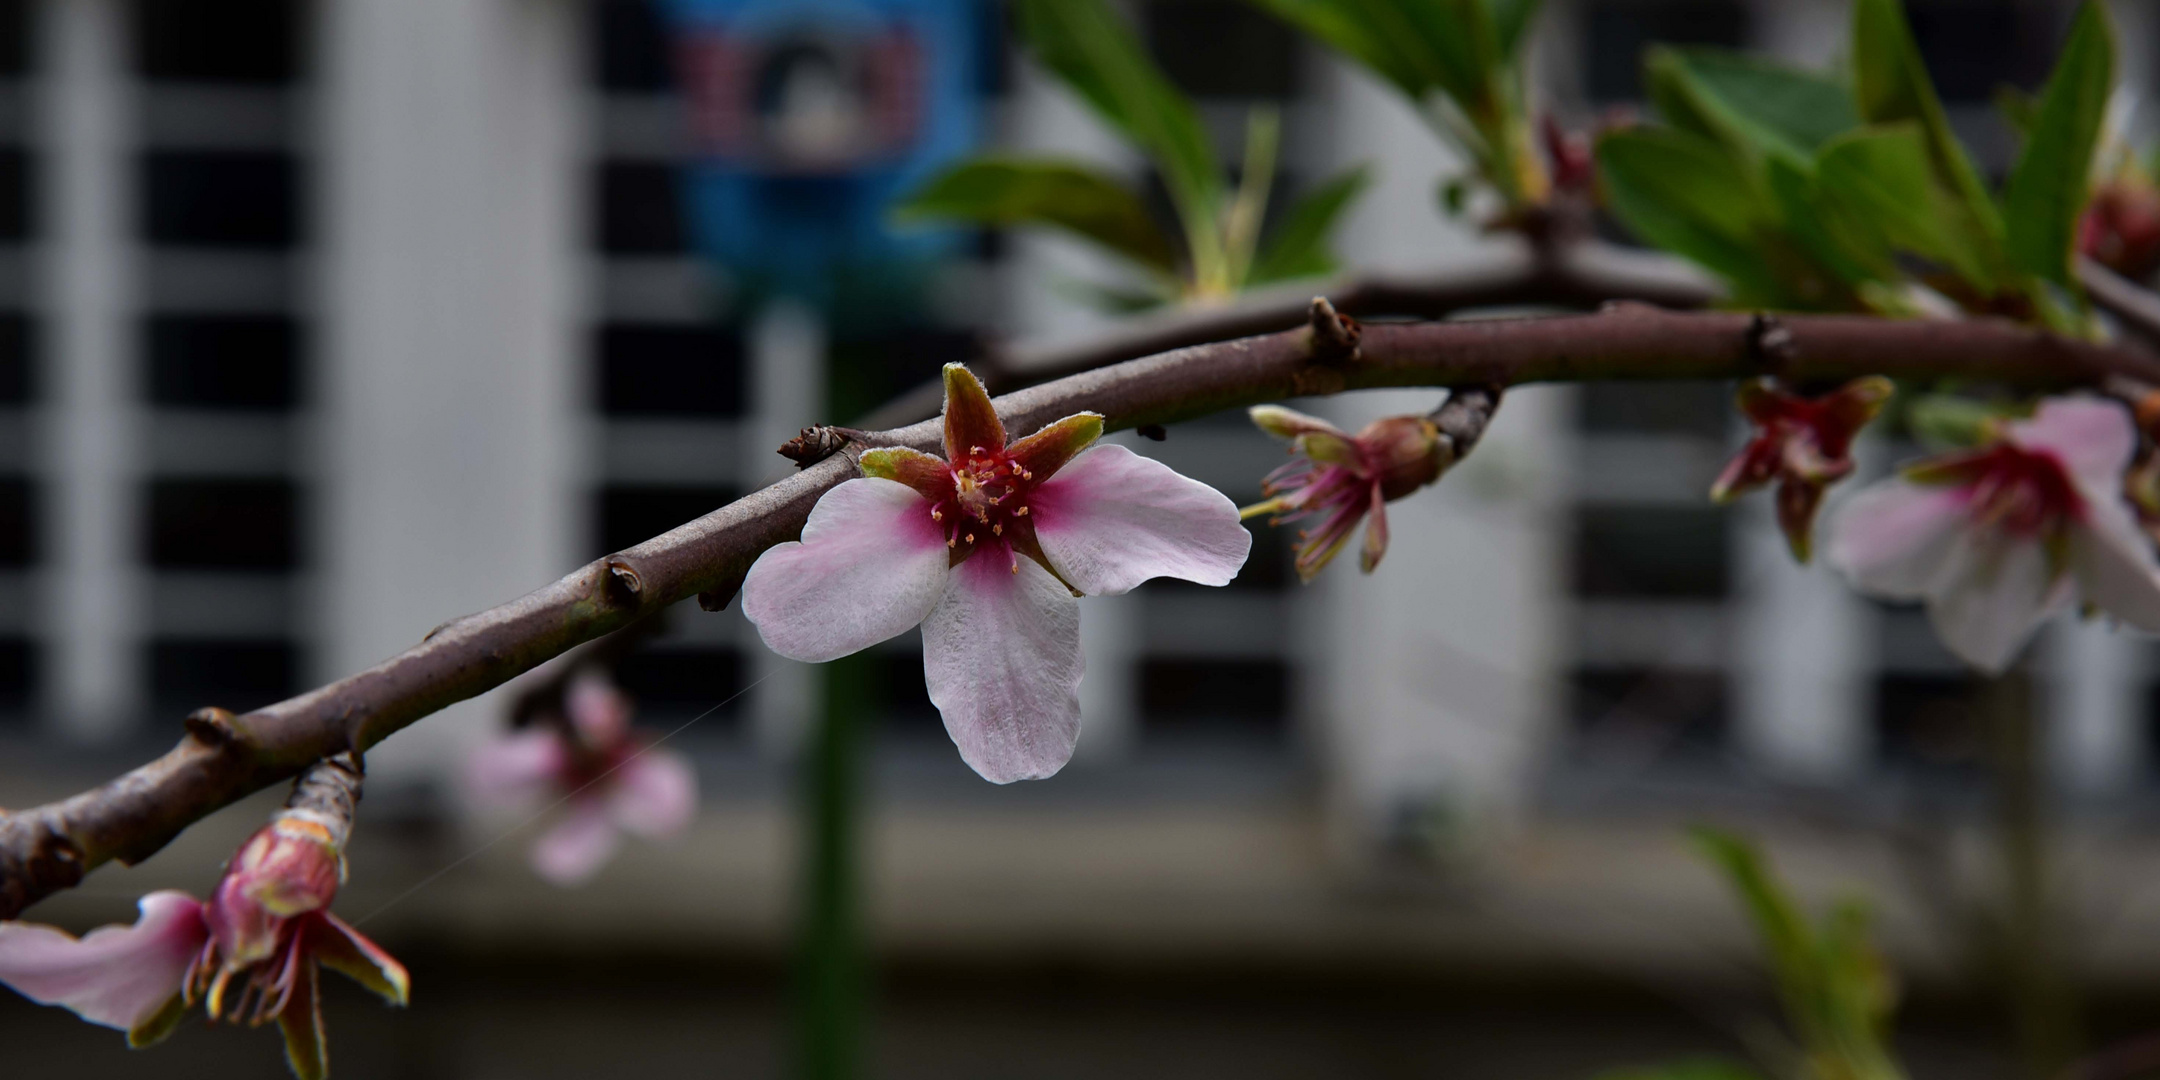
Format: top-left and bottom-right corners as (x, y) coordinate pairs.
(1356, 415), (1449, 501)
(204, 814), (343, 967)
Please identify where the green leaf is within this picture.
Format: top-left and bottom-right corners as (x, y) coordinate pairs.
(894, 158), (1180, 274)
(1764, 155), (1890, 294)
(1013, 0), (1224, 231)
(1850, 0), (2010, 288)
(1488, 0), (1545, 59)
(1814, 125), (1993, 287)
(1689, 828), (1819, 1013)
(1648, 46), (1861, 162)
(1596, 128), (1788, 304)
(1249, 0), (1481, 103)
(2001, 1), (2115, 289)
(1249, 165), (1371, 285)
(1591, 1060), (1769, 1080)
(1994, 84), (2039, 139)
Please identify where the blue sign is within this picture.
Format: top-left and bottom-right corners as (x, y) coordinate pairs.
(659, 0), (985, 300)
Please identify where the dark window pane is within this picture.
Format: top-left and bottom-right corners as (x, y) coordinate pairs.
(0, 476), (32, 566)
(1905, 1), (2054, 102)
(0, 148), (27, 241)
(132, 0), (300, 84)
(0, 0), (28, 78)
(0, 314), (32, 404)
(827, 328), (980, 423)
(146, 315), (301, 410)
(143, 151), (300, 248)
(596, 323), (743, 418)
(1146, 0), (1300, 99)
(0, 637), (32, 716)
(596, 484), (736, 556)
(1586, 1), (1749, 103)
(1141, 657), (1289, 741)
(149, 639), (297, 716)
(1573, 505), (1729, 599)
(1571, 667), (1727, 755)
(615, 645), (743, 727)
(1579, 380), (1730, 437)
(596, 160), (685, 255)
(1877, 672), (2018, 777)
(147, 479), (298, 570)
(593, 0), (673, 92)
(870, 648), (938, 736)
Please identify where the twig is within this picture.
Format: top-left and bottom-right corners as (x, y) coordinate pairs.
(852, 242), (1718, 430)
(2, 304), (2157, 917)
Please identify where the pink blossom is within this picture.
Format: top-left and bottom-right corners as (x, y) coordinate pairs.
(0, 811), (408, 1080)
(1827, 397), (2160, 673)
(1242, 405), (1448, 581)
(1711, 376), (1893, 562)
(740, 364), (1250, 783)
(466, 670), (697, 885)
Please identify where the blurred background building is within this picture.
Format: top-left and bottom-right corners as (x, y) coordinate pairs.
(3, 0), (2159, 1076)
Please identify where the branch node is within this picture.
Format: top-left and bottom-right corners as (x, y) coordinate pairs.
(605, 558), (644, 601)
(184, 707), (242, 748)
(1305, 297), (1362, 365)
(779, 426), (853, 467)
(1747, 312), (1798, 375)
(1431, 386), (1505, 464)
(283, 752), (365, 847)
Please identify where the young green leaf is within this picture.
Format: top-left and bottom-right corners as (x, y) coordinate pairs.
(1690, 827), (1819, 1014)
(894, 158), (1181, 275)
(1489, 0), (1546, 59)
(1814, 125), (1993, 287)
(1647, 47), (1862, 163)
(2001, 0), (2115, 290)
(1248, 165), (1372, 285)
(1596, 128), (1789, 304)
(1246, 0), (1428, 98)
(1012, 0), (1224, 235)
(1849, 0), (2011, 288)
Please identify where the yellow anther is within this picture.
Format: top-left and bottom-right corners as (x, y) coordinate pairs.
(965, 533), (975, 543)
(1010, 561), (1019, 574)
(992, 523), (1003, 536)
(971, 445), (985, 454)
(1015, 506), (1030, 516)
(930, 509), (942, 521)
(947, 537), (956, 549)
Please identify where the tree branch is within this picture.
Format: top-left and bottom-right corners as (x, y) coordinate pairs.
(3, 303), (2156, 917)
(854, 242), (1718, 429)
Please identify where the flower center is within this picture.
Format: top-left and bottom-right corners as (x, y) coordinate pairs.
(1963, 443), (2086, 538)
(932, 448), (1035, 563)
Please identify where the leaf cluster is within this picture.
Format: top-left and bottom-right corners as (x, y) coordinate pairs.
(895, 0), (1370, 308)
(1597, 0), (2114, 332)
(1597, 829), (1908, 1080)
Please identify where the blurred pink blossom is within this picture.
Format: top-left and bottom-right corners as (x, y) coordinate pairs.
(1827, 397), (2160, 673)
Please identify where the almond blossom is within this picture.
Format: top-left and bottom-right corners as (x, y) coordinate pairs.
(1827, 396), (2160, 673)
(1241, 404), (1449, 581)
(740, 364), (1250, 783)
(0, 792), (407, 1080)
(466, 669), (697, 885)
(1711, 376), (1893, 562)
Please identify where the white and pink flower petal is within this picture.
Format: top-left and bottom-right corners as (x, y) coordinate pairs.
(1925, 529), (2074, 674)
(1826, 479), (1971, 598)
(741, 478), (952, 663)
(922, 553), (1085, 783)
(1028, 444), (1251, 596)
(2010, 396), (2136, 491)
(566, 672), (633, 749)
(2073, 498), (2160, 631)
(608, 749), (698, 839)
(529, 801), (622, 886)
(0, 890), (207, 1034)
(465, 729), (568, 809)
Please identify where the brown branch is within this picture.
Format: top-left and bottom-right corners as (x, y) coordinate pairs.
(3, 303), (2157, 917)
(853, 242), (1719, 430)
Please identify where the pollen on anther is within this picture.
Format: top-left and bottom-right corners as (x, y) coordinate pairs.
(947, 537), (957, 549)
(1009, 561), (1019, 575)
(971, 445), (985, 454)
(993, 523), (1003, 536)
(966, 533), (975, 543)
(930, 509), (942, 521)
(1015, 506), (1030, 516)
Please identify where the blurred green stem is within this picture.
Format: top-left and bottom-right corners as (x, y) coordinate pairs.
(795, 656), (870, 1080)
(1986, 675), (2080, 1078)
